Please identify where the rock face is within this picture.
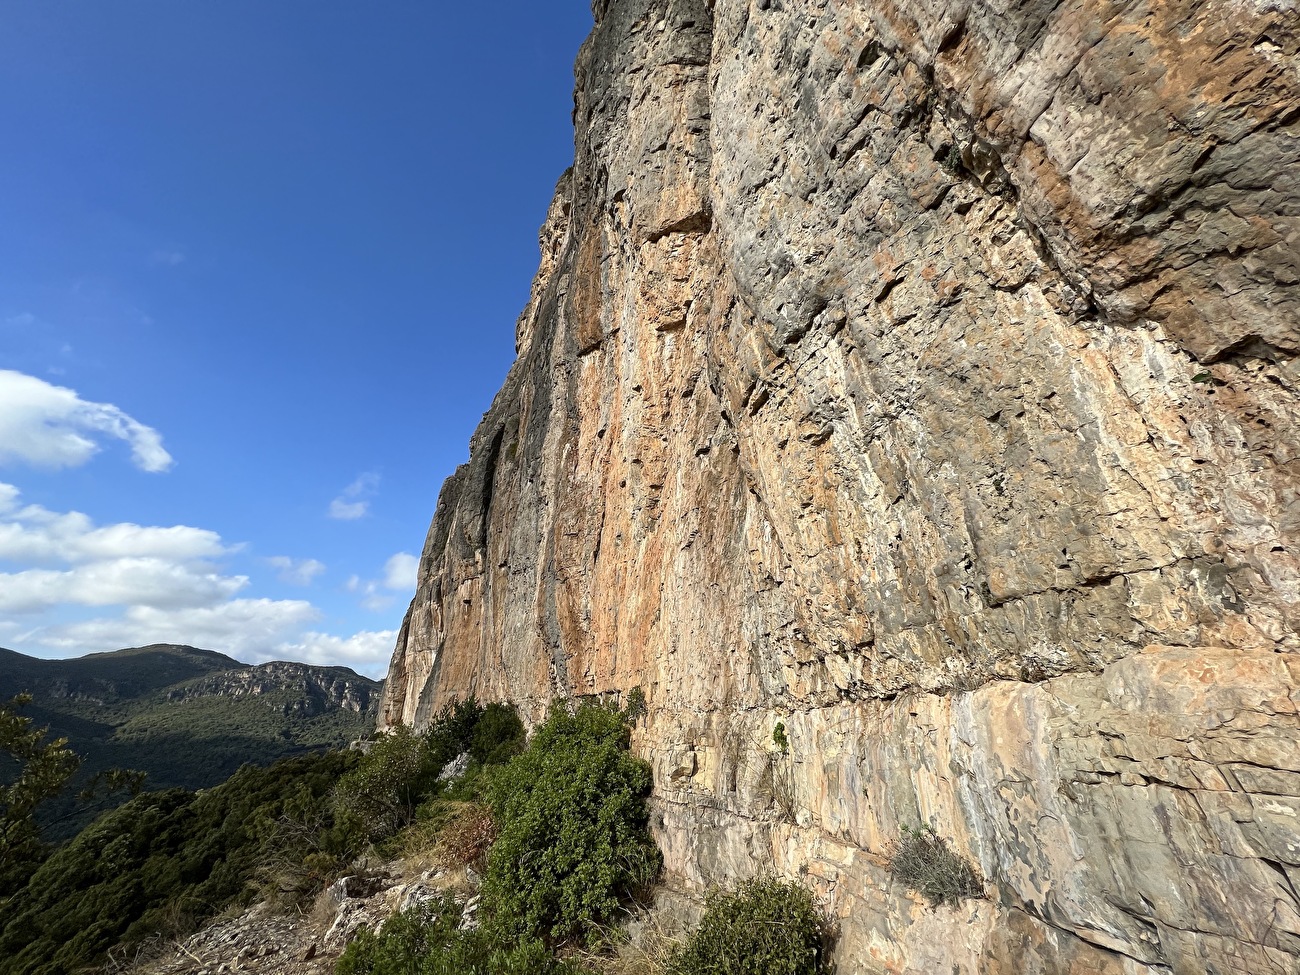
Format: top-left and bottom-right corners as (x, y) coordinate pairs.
(380, 1), (1300, 971)
(165, 661), (380, 715)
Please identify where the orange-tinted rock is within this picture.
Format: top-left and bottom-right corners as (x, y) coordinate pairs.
(382, 1), (1299, 970)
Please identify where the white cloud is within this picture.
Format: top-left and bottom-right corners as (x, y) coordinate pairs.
(0, 370), (173, 472)
(328, 472), (380, 521)
(264, 629), (396, 677)
(345, 551), (419, 613)
(0, 504), (227, 566)
(346, 574), (392, 612)
(17, 605), (393, 679)
(268, 556), (326, 586)
(150, 250), (186, 267)
(5, 312), (37, 327)
(382, 552), (419, 591)
(0, 485), (396, 678)
(0, 484), (245, 616)
(26, 598), (320, 657)
(0, 559), (247, 614)
(329, 499), (369, 520)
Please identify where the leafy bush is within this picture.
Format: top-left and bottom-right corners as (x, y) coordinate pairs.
(335, 700), (524, 843)
(333, 725), (447, 842)
(337, 895), (585, 975)
(622, 687), (647, 723)
(256, 774), (370, 907)
(0, 694), (80, 899)
(667, 877), (829, 975)
(425, 698), (486, 772)
(484, 701), (660, 946)
(771, 722), (789, 752)
(469, 702), (525, 767)
(337, 894), (461, 975)
(889, 823), (983, 906)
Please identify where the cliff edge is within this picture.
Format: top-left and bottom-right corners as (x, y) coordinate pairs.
(381, 1), (1300, 971)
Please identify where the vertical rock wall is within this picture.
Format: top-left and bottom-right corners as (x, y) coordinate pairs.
(381, 1), (1300, 971)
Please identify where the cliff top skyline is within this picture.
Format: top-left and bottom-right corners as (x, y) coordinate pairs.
(0, 1), (592, 677)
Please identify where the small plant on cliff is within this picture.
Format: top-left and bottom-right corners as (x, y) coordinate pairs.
(772, 721), (789, 752)
(484, 700), (660, 946)
(889, 822), (983, 907)
(623, 686), (648, 723)
(666, 876), (831, 975)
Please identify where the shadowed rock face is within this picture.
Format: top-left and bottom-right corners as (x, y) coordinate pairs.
(382, 1), (1299, 970)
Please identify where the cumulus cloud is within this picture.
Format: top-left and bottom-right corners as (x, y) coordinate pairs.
(0, 485), (394, 677)
(382, 552), (419, 591)
(328, 472), (379, 520)
(26, 598), (320, 657)
(346, 551), (419, 612)
(0, 484), (245, 617)
(0, 504), (226, 566)
(264, 629), (396, 677)
(0, 559), (247, 614)
(267, 556), (327, 586)
(0, 370), (172, 472)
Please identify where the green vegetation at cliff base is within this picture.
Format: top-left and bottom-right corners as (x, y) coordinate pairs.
(1, 691), (835, 975)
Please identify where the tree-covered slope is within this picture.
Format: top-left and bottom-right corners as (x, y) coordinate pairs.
(0, 645), (380, 835)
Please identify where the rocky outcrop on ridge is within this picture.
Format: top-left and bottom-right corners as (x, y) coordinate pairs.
(165, 662), (379, 716)
(381, 1), (1300, 971)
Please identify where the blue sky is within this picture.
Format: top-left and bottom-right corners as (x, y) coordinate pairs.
(0, 2), (594, 677)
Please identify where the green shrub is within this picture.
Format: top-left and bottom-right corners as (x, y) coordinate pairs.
(0, 694), (80, 899)
(484, 700), (660, 946)
(337, 894), (461, 975)
(333, 725), (445, 842)
(469, 703), (526, 767)
(667, 877), (829, 975)
(622, 687), (647, 723)
(255, 775), (369, 907)
(889, 823), (983, 906)
(425, 698), (486, 772)
(336, 895), (585, 975)
(336, 700), (525, 842)
(772, 722), (789, 752)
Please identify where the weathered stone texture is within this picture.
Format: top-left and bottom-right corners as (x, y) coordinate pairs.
(382, 0), (1300, 971)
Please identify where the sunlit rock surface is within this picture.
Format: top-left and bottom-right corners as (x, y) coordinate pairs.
(381, 1), (1300, 970)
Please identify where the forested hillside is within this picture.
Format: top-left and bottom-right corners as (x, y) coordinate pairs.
(0, 645), (379, 835)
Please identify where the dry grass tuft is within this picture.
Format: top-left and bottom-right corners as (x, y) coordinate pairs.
(430, 803), (497, 872)
(575, 911), (683, 975)
(889, 823), (984, 906)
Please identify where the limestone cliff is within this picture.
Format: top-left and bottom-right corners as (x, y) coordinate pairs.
(380, 1), (1300, 971)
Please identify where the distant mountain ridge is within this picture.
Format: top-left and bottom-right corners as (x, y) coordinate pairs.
(0, 644), (382, 836)
(164, 659), (379, 714)
(0, 643), (243, 704)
